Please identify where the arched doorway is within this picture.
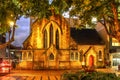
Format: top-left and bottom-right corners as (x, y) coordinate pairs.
(89, 55), (94, 67)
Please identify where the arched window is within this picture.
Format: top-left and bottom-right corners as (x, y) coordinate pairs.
(98, 50), (102, 60)
(44, 29), (47, 48)
(70, 52), (74, 60)
(75, 52), (78, 60)
(56, 29), (59, 49)
(23, 52), (27, 60)
(49, 53), (54, 60)
(28, 52), (32, 60)
(50, 24), (53, 46)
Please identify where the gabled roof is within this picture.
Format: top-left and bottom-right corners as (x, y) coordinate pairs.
(70, 28), (105, 45)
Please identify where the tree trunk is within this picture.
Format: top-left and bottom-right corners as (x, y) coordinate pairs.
(0, 24), (15, 48)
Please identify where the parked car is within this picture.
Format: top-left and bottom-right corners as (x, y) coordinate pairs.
(0, 58), (12, 73)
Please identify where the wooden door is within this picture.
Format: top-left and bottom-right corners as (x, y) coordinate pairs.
(89, 55), (94, 67)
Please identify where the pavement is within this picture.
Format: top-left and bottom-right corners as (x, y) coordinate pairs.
(10, 68), (120, 75)
(1, 69), (64, 80)
(0, 68), (120, 80)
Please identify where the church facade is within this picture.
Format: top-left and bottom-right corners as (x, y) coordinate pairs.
(18, 15), (106, 69)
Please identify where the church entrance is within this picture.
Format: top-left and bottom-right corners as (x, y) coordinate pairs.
(89, 55), (94, 67)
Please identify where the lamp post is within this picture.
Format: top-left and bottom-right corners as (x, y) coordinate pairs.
(8, 21), (14, 72)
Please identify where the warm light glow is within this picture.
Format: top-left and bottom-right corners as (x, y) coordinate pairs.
(92, 17), (97, 24)
(112, 38), (120, 46)
(9, 21), (14, 26)
(82, 61), (85, 66)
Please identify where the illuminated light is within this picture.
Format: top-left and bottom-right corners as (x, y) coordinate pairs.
(9, 21), (14, 26)
(1, 63), (5, 66)
(112, 38), (120, 46)
(10, 14), (13, 17)
(10, 52), (14, 54)
(2, 67), (9, 71)
(92, 17), (97, 22)
(1, 67), (10, 73)
(82, 61), (85, 66)
(92, 17), (97, 24)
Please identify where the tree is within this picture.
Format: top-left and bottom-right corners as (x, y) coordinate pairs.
(69, 0), (120, 42)
(19, 0), (120, 42)
(0, 0), (22, 48)
(18, 0), (72, 18)
(1, 0), (120, 48)
(0, 0), (72, 48)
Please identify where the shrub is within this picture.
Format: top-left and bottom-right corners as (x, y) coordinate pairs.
(61, 70), (120, 80)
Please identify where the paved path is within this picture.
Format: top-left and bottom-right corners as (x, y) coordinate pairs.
(0, 75), (61, 80)
(0, 68), (120, 80)
(0, 69), (69, 80)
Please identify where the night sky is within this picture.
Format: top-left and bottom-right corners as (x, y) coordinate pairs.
(11, 16), (30, 47)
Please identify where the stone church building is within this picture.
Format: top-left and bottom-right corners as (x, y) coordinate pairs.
(18, 14), (106, 69)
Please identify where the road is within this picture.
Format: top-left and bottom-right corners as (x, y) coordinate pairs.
(0, 69), (73, 80)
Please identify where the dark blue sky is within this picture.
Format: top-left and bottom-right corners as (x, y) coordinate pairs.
(11, 17), (30, 47)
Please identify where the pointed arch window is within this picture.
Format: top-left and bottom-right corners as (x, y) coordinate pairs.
(56, 29), (59, 49)
(98, 50), (102, 61)
(49, 53), (54, 60)
(28, 52), (32, 61)
(23, 52), (27, 60)
(50, 24), (53, 46)
(70, 52), (74, 60)
(44, 29), (47, 48)
(75, 52), (78, 60)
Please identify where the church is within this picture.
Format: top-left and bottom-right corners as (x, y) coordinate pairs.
(18, 14), (106, 69)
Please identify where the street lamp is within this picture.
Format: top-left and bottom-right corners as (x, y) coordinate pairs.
(8, 20), (14, 72)
(9, 21), (14, 27)
(82, 61), (85, 68)
(91, 17), (97, 24)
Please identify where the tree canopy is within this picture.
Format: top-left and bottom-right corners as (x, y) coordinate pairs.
(70, 0), (120, 41)
(0, 0), (120, 47)
(0, 0), (72, 33)
(0, 0), (72, 47)
(0, 0), (22, 48)
(0, 0), (21, 33)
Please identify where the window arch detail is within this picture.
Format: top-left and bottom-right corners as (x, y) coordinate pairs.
(50, 24), (53, 46)
(44, 29), (47, 48)
(23, 52), (27, 60)
(49, 53), (54, 60)
(28, 52), (32, 61)
(56, 29), (59, 49)
(98, 50), (102, 61)
(75, 52), (78, 60)
(70, 52), (74, 60)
